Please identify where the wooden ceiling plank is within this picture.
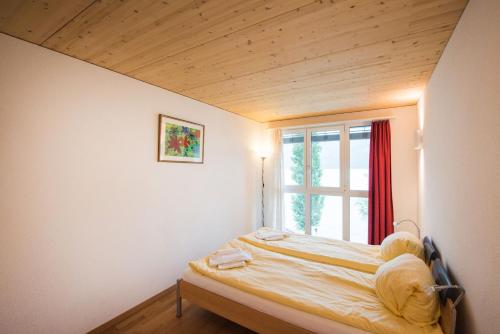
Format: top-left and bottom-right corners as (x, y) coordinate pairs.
(112, 0), (315, 72)
(214, 68), (423, 119)
(44, 0), (314, 71)
(214, 66), (431, 101)
(207, 65), (432, 112)
(222, 82), (427, 120)
(170, 9), (458, 90)
(129, 0), (412, 85)
(43, 0), (193, 60)
(214, 73), (428, 110)
(0, 0), (96, 44)
(189, 62), (433, 108)
(130, 0), (463, 92)
(154, 0), (458, 89)
(169, 25), (455, 101)
(0, 0), (468, 122)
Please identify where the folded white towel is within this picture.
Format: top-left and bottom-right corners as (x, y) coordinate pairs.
(208, 249), (252, 267)
(256, 228), (286, 237)
(217, 261), (246, 270)
(214, 248), (241, 256)
(255, 229), (287, 241)
(258, 234), (286, 241)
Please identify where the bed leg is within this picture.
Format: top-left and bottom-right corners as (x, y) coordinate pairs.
(176, 279), (182, 318)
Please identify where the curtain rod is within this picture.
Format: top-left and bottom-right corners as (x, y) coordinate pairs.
(268, 115), (396, 130)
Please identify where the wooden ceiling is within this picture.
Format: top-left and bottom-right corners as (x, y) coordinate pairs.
(0, 0), (467, 122)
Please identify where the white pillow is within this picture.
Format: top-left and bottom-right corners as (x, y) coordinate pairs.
(380, 231), (424, 261)
(374, 253), (440, 326)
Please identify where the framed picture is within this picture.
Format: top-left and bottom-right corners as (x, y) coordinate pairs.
(158, 114), (205, 163)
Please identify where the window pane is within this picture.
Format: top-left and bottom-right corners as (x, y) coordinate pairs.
(349, 126), (371, 190)
(283, 132), (305, 186)
(311, 194), (342, 239)
(311, 130), (340, 188)
(350, 197), (368, 244)
(284, 193), (305, 234)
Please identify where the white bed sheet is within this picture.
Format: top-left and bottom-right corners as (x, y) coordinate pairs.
(182, 268), (370, 334)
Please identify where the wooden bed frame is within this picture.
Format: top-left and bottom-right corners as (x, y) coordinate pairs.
(177, 279), (314, 334)
(177, 237), (461, 334)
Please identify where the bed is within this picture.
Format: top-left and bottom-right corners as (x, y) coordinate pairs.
(176, 235), (461, 334)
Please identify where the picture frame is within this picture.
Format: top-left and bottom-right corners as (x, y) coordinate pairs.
(157, 114), (205, 163)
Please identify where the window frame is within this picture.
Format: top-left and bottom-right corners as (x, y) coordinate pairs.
(280, 121), (370, 242)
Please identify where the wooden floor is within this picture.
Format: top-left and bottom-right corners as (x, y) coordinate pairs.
(99, 287), (255, 334)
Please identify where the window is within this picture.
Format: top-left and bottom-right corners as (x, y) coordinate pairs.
(281, 124), (370, 243)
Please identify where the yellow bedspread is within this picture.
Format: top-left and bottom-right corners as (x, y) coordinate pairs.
(190, 240), (442, 334)
(239, 231), (384, 273)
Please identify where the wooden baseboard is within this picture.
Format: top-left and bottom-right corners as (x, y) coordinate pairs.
(87, 284), (176, 334)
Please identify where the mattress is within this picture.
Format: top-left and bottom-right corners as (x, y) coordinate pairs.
(182, 267), (369, 334)
(239, 231), (383, 273)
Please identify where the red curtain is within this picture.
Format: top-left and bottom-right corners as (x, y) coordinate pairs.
(368, 120), (394, 245)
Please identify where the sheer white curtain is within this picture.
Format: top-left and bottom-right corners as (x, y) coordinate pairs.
(265, 129), (283, 229)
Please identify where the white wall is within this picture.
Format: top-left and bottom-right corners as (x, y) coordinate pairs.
(0, 34), (263, 333)
(418, 0), (500, 333)
(389, 106), (419, 234)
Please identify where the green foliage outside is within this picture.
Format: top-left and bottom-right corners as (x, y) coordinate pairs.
(290, 142), (324, 232)
(355, 198), (368, 219)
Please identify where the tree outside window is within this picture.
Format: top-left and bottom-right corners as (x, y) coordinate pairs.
(290, 142), (324, 232)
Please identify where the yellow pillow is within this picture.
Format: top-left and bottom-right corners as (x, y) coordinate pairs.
(380, 231), (424, 261)
(374, 253), (440, 326)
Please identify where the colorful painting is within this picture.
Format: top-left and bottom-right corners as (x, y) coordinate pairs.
(158, 114), (204, 163)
